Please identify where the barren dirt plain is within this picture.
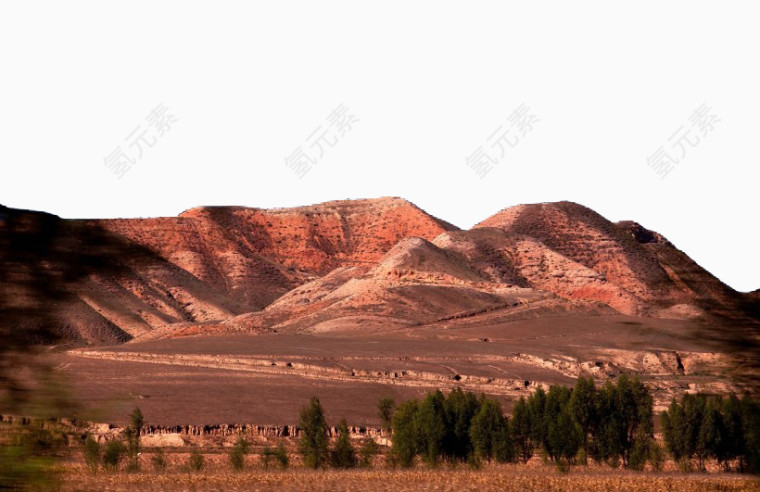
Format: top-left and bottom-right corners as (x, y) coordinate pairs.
(57, 312), (753, 426)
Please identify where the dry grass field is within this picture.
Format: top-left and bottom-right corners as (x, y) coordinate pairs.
(59, 467), (759, 492)
(49, 450), (759, 492)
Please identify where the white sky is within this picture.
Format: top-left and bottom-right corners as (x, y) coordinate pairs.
(1, 2), (758, 292)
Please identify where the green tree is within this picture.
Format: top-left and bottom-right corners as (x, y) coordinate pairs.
(390, 399), (419, 468)
(330, 418), (357, 468)
(443, 388), (481, 462)
(662, 394), (707, 471)
(229, 436), (249, 471)
(628, 430), (652, 471)
(415, 390), (447, 466)
(543, 385), (573, 462)
(593, 381), (624, 466)
(377, 397), (396, 434)
(298, 396), (330, 469)
(592, 375), (653, 468)
(616, 375), (654, 468)
(547, 409), (581, 471)
(649, 439), (665, 472)
(683, 393), (707, 467)
(125, 407), (144, 472)
(494, 418), (517, 463)
(662, 392), (760, 473)
(569, 376), (597, 464)
(527, 388), (547, 447)
(512, 397), (533, 463)
(470, 398), (512, 463)
(739, 395), (760, 473)
(697, 397), (724, 471)
(662, 397), (688, 468)
(721, 394), (744, 471)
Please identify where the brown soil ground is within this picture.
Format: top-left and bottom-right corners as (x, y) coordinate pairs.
(55, 314), (754, 427)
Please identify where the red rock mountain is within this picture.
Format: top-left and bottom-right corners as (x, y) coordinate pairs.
(1, 199), (756, 344)
(473, 202), (745, 318)
(1, 198), (456, 343)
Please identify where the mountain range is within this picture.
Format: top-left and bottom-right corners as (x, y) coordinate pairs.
(1, 197), (757, 345)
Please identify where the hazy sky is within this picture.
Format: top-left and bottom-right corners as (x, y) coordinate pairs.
(1, 2), (758, 292)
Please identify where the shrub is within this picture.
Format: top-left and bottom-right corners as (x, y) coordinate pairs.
(261, 446), (274, 470)
(229, 436), (249, 471)
(0, 421), (64, 489)
(82, 434), (101, 472)
(329, 418), (357, 468)
(359, 439), (380, 468)
(188, 449), (204, 472)
(649, 440), (664, 472)
(102, 440), (126, 471)
(275, 443), (290, 469)
(261, 443), (288, 470)
(151, 448), (167, 472)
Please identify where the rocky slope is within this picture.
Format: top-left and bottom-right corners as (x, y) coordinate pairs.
(211, 237), (567, 337)
(1, 198), (457, 343)
(2, 199), (757, 344)
(474, 202), (747, 318)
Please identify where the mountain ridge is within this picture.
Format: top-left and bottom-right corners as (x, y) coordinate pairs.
(1, 199), (757, 344)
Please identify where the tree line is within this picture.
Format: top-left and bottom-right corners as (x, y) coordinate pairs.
(81, 407), (290, 473)
(74, 381), (760, 474)
(384, 376), (651, 471)
(297, 396), (380, 469)
(662, 393), (760, 472)
(381, 376), (759, 473)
